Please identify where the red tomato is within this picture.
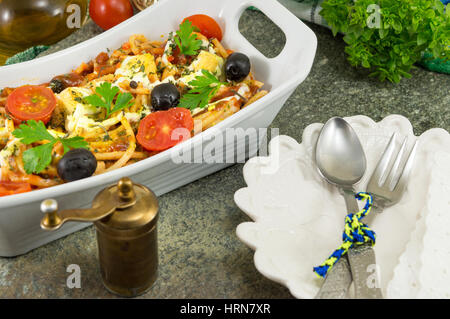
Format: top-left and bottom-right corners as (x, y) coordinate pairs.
(137, 108), (194, 152)
(0, 182), (32, 197)
(89, 0), (133, 30)
(168, 46), (189, 65)
(183, 14), (223, 41)
(6, 85), (56, 125)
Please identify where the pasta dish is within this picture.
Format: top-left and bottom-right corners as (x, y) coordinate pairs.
(0, 14), (268, 196)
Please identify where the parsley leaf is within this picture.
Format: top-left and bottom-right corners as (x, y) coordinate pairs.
(22, 143), (54, 176)
(12, 120), (89, 174)
(60, 136), (90, 154)
(179, 70), (229, 110)
(12, 120), (54, 144)
(84, 82), (134, 118)
(174, 20), (203, 56)
(113, 92), (134, 114)
(319, 0), (450, 83)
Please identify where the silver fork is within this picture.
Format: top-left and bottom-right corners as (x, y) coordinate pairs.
(367, 133), (418, 211)
(346, 132), (418, 298)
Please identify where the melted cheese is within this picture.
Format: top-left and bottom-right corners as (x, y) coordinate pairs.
(57, 87), (94, 115)
(0, 127), (9, 140)
(161, 36), (175, 66)
(0, 138), (20, 166)
(177, 50), (224, 88)
(115, 54), (157, 78)
(68, 106), (123, 136)
(115, 54), (158, 90)
(190, 50), (224, 74)
(57, 87), (122, 136)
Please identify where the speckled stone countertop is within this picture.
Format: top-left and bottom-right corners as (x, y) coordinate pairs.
(0, 10), (449, 299)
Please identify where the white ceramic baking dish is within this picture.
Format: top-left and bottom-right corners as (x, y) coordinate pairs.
(0, 0), (316, 256)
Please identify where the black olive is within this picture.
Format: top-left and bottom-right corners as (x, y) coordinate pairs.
(130, 80), (138, 89)
(151, 83), (180, 111)
(225, 52), (251, 82)
(49, 79), (65, 94)
(57, 148), (97, 182)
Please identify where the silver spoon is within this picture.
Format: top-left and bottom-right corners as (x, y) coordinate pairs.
(314, 117), (382, 299)
(315, 117), (366, 212)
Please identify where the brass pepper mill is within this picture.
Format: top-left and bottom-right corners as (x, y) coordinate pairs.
(40, 177), (159, 297)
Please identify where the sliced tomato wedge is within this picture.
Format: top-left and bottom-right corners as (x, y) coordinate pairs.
(168, 46), (189, 65)
(6, 85), (57, 125)
(182, 14), (223, 41)
(0, 181), (32, 197)
(137, 108), (194, 152)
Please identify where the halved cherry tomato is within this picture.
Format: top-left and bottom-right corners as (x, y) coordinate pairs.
(6, 85), (56, 125)
(182, 14), (223, 41)
(0, 181), (32, 197)
(137, 108), (194, 152)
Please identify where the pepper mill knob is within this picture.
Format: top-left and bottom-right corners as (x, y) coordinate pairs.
(117, 177), (136, 203)
(40, 199), (62, 229)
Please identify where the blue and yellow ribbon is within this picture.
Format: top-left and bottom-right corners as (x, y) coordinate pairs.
(313, 192), (376, 278)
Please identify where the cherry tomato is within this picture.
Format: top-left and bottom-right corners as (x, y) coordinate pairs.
(6, 85), (57, 125)
(182, 14), (223, 41)
(89, 0), (133, 30)
(137, 108), (194, 152)
(0, 181), (32, 197)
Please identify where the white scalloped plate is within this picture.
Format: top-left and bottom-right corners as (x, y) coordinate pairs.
(234, 115), (450, 299)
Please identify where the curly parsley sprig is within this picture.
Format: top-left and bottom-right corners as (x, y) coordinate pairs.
(178, 70), (229, 110)
(319, 0), (450, 83)
(12, 120), (89, 174)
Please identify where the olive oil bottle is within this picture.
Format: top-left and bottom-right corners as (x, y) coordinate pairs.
(0, 0), (88, 65)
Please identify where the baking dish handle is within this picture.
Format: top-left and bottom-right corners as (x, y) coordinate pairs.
(221, 0), (317, 71)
